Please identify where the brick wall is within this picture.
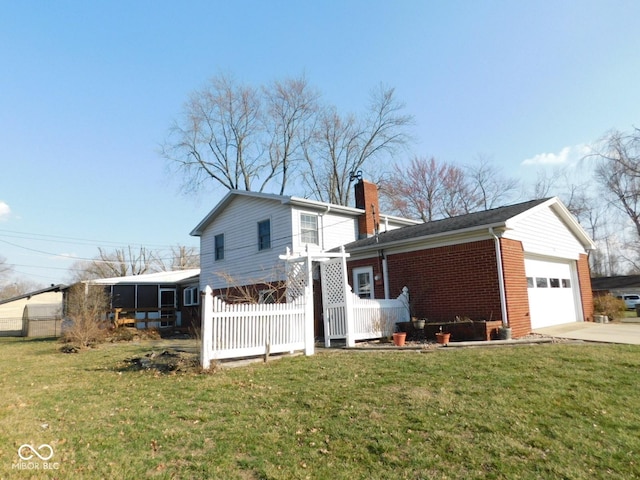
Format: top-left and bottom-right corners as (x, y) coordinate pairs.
(577, 253), (594, 322)
(359, 239), (505, 324)
(499, 238), (530, 338)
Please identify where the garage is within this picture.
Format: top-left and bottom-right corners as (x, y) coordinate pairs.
(525, 256), (581, 329)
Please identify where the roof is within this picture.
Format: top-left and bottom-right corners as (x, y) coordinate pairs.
(0, 284), (67, 306)
(591, 275), (640, 291)
(337, 197), (595, 253)
(88, 269), (200, 286)
(190, 189), (420, 236)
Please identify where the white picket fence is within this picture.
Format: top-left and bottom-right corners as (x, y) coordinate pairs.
(324, 287), (410, 347)
(200, 286), (314, 369)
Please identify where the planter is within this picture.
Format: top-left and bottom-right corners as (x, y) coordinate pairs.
(435, 332), (451, 345)
(498, 326), (512, 340)
(392, 332), (407, 347)
(594, 314), (609, 324)
(412, 319), (426, 330)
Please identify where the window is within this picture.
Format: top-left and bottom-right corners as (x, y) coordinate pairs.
(258, 219), (271, 251)
(526, 277), (534, 288)
(353, 266), (374, 299)
(183, 286), (200, 306)
(214, 234), (224, 261)
(536, 277), (548, 288)
(300, 213), (319, 245)
(562, 279), (571, 288)
(550, 278), (560, 288)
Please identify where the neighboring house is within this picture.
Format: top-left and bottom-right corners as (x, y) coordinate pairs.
(88, 269), (201, 330)
(0, 284), (66, 336)
(591, 275), (640, 297)
(339, 197), (596, 338)
(190, 180), (420, 296)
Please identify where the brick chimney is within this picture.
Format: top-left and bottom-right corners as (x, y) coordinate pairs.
(354, 178), (380, 239)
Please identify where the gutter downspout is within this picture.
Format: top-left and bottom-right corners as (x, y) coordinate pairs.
(489, 227), (509, 327)
(381, 251), (390, 299)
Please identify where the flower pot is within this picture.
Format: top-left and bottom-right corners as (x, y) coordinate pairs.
(392, 332), (406, 346)
(435, 332), (451, 345)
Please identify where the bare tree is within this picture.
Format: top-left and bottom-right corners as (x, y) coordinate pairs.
(162, 73), (264, 193)
(62, 283), (110, 348)
(158, 245), (200, 271)
(68, 246), (161, 281)
(465, 156), (520, 211)
(303, 85), (413, 205)
(592, 128), (640, 238)
(264, 76), (320, 194)
(0, 278), (43, 301)
(380, 156), (465, 222)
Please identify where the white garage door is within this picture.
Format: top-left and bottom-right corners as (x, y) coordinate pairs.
(525, 257), (581, 329)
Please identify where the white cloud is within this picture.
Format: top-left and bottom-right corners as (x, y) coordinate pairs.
(0, 201), (10, 221)
(521, 144), (591, 167)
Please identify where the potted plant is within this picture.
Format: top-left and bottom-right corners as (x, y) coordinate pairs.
(435, 326), (450, 345)
(498, 324), (512, 340)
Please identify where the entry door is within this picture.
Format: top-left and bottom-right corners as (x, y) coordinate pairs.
(159, 288), (176, 319)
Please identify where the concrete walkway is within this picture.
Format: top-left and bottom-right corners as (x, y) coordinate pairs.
(533, 322), (640, 345)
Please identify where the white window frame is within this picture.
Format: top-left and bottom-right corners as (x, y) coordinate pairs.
(258, 218), (271, 251)
(300, 212), (319, 245)
(183, 286), (200, 306)
(353, 266), (374, 299)
(214, 233), (224, 261)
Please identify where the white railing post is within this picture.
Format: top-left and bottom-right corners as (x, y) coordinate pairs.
(304, 252), (315, 356)
(341, 246), (356, 348)
(200, 286), (213, 370)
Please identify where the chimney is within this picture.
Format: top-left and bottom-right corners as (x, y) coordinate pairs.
(354, 178), (380, 239)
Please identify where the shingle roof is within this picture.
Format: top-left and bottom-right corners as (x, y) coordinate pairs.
(339, 198), (552, 252)
(590, 275), (640, 291)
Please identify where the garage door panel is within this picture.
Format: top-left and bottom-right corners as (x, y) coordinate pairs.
(525, 257), (579, 329)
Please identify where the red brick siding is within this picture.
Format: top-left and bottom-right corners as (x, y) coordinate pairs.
(577, 253), (594, 322)
(499, 238), (530, 338)
(364, 240), (504, 323)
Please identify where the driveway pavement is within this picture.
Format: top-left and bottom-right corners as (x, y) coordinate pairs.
(533, 321), (640, 345)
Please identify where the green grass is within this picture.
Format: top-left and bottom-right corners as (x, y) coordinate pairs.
(1, 338), (640, 479)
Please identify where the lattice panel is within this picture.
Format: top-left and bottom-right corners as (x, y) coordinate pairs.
(286, 259), (307, 301)
(321, 260), (345, 305)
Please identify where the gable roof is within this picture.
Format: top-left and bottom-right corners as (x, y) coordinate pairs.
(0, 284), (67, 306)
(338, 197), (595, 253)
(190, 190), (420, 236)
(88, 269), (200, 286)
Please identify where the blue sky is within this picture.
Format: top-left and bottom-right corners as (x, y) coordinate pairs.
(1, 0), (639, 286)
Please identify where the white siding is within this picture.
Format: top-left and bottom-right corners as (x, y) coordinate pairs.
(199, 196), (293, 290)
(291, 207), (358, 253)
(505, 207), (587, 260)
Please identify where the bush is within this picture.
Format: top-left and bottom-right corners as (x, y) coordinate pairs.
(593, 294), (626, 321)
(61, 283), (110, 348)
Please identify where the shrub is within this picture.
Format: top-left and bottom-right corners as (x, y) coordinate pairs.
(61, 283), (110, 348)
(593, 294), (626, 321)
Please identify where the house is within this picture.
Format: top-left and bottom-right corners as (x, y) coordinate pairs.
(88, 269), (200, 330)
(591, 275), (640, 297)
(0, 284), (66, 336)
(338, 197), (596, 338)
(190, 182), (420, 298)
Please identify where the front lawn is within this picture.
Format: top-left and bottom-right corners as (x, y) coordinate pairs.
(1, 338), (639, 479)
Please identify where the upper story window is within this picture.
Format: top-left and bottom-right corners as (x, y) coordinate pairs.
(258, 219), (271, 251)
(214, 234), (224, 261)
(300, 213), (319, 245)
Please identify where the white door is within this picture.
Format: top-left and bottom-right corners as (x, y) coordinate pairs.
(525, 257), (582, 329)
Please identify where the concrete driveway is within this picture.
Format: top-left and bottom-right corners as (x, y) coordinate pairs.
(533, 321), (640, 345)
